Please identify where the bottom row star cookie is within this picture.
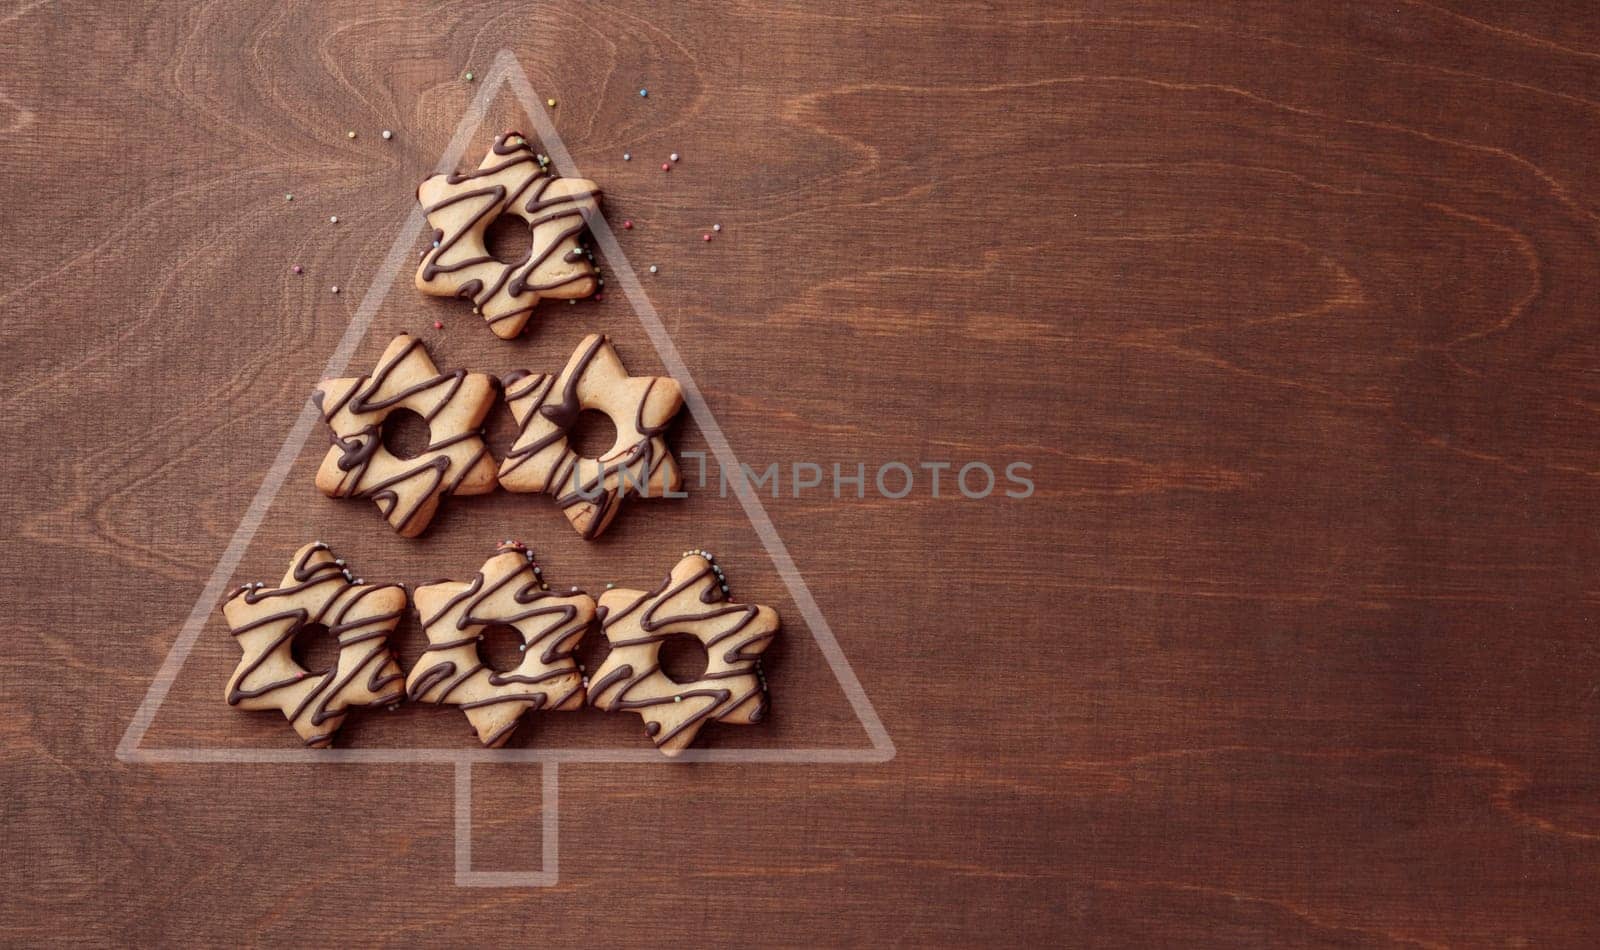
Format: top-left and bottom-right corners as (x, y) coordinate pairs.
(590, 551), (780, 756)
(407, 544), (592, 748)
(221, 543), (778, 756)
(223, 542), (407, 748)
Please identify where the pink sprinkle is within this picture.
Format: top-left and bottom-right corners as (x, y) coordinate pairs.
(661, 162), (670, 171)
(291, 265), (303, 274)
(433, 321), (444, 330)
(594, 294), (605, 302)
(622, 220), (633, 230)
(703, 234), (712, 242)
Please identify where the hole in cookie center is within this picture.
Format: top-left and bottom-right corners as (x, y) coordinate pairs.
(568, 409), (619, 459)
(382, 409), (433, 460)
(486, 215), (534, 265)
(480, 623), (527, 672)
(658, 634), (710, 685)
(291, 623), (339, 676)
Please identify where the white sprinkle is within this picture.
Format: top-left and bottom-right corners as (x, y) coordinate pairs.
(670, 152), (679, 162)
(329, 215), (338, 224)
(330, 285), (340, 294)
(382, 129), (393, 140)
(623, 152), (631, 161)
(648, 265), (658, 274)
(713, 223), (721, 232)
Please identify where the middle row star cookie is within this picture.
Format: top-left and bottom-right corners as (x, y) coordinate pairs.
(500, 333), (684, 539)
(314, 333), (683, 539)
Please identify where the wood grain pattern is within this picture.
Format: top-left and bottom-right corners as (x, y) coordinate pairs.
(5, 1), (1600, 944)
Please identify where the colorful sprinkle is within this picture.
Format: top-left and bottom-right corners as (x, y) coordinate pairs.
(433, 320), (443, 329)
(661, 162), (670, 171)
(639, 88), (648, 97)
(291, 265), (302, 274)
(330, 286), (340, 294)
(285, 193), (294, 201)
(547, 98), (556, 107)
(465, 71), (475, 82)
(622, 220), (633, 230)
(347, 131), (356, 139)
(703, 234), (712, 241)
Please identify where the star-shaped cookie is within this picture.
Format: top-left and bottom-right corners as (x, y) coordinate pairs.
(589, 553), (779, 756)
(406, 544), (594, 747)
(415, 131), (601, 339)
(313, 334), (498, 537)
(499, 334), (684, 539)
(222, 542), (406, 747)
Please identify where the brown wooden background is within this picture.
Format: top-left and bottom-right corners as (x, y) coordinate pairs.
(5, 1), (1600, 945)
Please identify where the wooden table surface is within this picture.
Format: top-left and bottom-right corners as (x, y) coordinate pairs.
(6, 1), (1600, 945)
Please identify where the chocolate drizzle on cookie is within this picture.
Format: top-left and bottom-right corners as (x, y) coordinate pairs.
(416, 132), (602, 339)
(222, 543), (407, 748)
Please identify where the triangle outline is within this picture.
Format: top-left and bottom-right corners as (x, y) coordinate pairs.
(116, 49), (895, 768)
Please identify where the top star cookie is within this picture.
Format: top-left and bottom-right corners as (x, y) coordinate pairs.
(415, 132), (601, 339)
